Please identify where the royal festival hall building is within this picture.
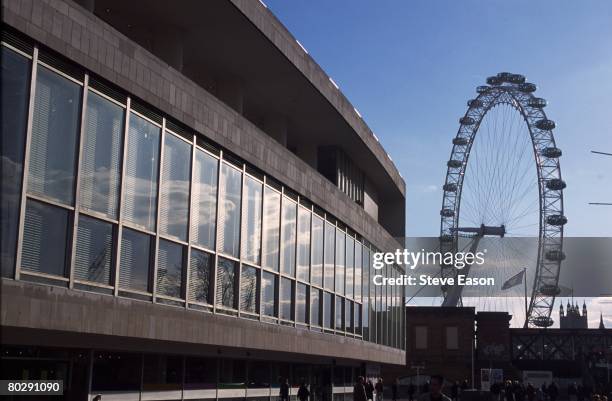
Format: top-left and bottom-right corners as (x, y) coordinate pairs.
(0, 0), (407, 399)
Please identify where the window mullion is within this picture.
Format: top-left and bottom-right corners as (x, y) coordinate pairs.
(14, 46), (38, 281)
(68, 73), (89, 289)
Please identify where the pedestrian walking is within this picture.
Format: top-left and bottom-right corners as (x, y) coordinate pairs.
(355, 376), (369, 401)
(280, 378), (290, 401)
(376, 378), (384, 401)
(298, 382), (310, 401)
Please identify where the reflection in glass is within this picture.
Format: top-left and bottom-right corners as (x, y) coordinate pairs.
(1, 47), (30, 276)
(188, 249), (212, 304)
(324, 223), (335, 291)
(355, 242), (362, 303)
(216, 257), (237, 308)
(159, 133), (191, 241)
(263, 187), (280, 271)
(296, 283), (307, 324)
(219, 164), (241, 257)
(21, 199), (70, 277)
(280, 198), (296, 277)
(156, 239), (184, 298)
(119, 227), (152, 292)
(185, 357), (217, 389)
(243, 177), (262, 264)
(335, 229), (345, 295)
(296, 207), (310, 282)
(74, 215), (113, 284)
(310, 288), (321, 326)
(345, 236), (354, 299)
(122, 113), (160, 231)
(355, 303), (362, 335)
(323, 292), (332, 329)
(28, 66), (81, 204)
(336, 296), (344, 331)
(310, 216), (323, 287)
(261, 271), (277, 317)
(240, 264), (258, 313)
(346, 299), (353, 333)
(79, 91), (124, 219)
(362, 247), (370, 341)
(191, 149), (218, 249)
(280, 277), (294, 321)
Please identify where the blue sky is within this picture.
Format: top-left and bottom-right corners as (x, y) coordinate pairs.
(264, 0), (612, 237)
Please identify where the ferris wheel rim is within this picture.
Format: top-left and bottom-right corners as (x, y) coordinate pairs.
(439, 72), (566, 327)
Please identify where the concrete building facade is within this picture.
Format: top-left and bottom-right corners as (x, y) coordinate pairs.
(0, 1), (407, 400)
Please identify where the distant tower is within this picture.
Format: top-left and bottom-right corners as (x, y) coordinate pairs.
(559, 302), (564, 317)
(560, 299), (588, 329)
(600, 313), (606, 330)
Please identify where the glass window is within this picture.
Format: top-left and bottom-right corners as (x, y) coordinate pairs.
(335, 229), (345, 295)
(355, 303), (362, 336)
(185, 357), (217, 389)
(263, 187), (280, 271)
(21, 199), (70, 277)
(280, 277), (294, 321)
(243, 176), (262, 264)
(248, 361), (270, 388)
(28, 65), (81, 205)
(74, 215), (113, 284)
(323, 291), (332, 329)
(156, 239), (184, 298)
(219, 359), (246, 389)
(280, 198), (296, 277)
(92, 352), (141, 391)
(296, 283), (308, 324)
(261, 271), (277, 317)
(296, 207), (310, 282)
(346, 299), (354, 333)
(216, 257), (237, 308)
(362, 247), (370, 341)
(310, 288), (321, 326)
(240, 264), (258, 313)
(159, 133), (191, 241)
(345, 236), (354, 299)
(191, 149), (218, 249)
(323, 223), (335, 291)
(355, 242), (362, 303)
(1, 47), (30, 277)
(143, 355), (183, 390)
(119, 227), (152, 292)
(188, 249), (212, 304)
(219, 163), (241, 257)
(79, 91), (124, 219)
(310, 215), (323, 287)
(122, 113), (160, 231)
(335, 296), (344, 331)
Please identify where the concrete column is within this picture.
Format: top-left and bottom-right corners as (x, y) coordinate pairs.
(263, 115), (288, 147)
(74, 0), (95, 12)
(152, 28), (184, 72)
(217, 79), (244, 115)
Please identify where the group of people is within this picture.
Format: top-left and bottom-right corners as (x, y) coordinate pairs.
(353, 377), (388, 401)
(489, 381), (611, 401)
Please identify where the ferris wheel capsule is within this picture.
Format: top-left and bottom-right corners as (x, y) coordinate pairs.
(519, 82), (537, 93)
(546, 179), (566, 190)
(496, 72), (513, 82)
(509, 74), (526, 84)
(528, 97), (547, 108)
(440, 209), (455, 217)
(476, 85), (489, 94)
(443, 183), (458, 192)
(546, 214), (568, 226)
(541, 147), (562, 158)
(467, 99), (483, 108)
(487, 76), (502, 86)
(460, 116), (475, 125)
(536, 119), (556, 130)
(545, 249), (566, 261)
(447, 160), (463, 168)
(532, 316), (554, 328)
(453, 137), (470, 146)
